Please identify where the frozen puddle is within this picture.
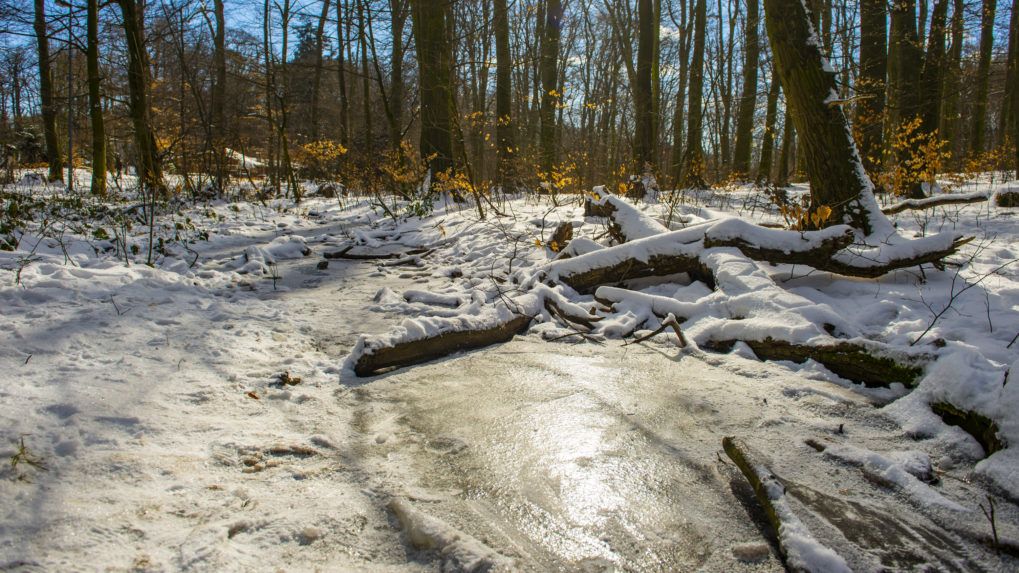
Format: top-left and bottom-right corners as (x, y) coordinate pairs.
(343, 339), (1012, 571)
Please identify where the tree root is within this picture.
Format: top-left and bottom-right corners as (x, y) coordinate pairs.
(703, 337), (927, 388)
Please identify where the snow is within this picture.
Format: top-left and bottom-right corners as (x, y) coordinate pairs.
(1, 174), (1019, 570)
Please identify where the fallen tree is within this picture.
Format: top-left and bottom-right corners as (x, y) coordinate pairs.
(882, 191), (990, 215)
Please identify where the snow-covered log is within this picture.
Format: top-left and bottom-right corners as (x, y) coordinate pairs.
(583, 186), (669, 243)
(931, 402), (1006, 456)
(347, 301), (536, 376)
(705, 337), (927, 387)
(882, 191), (990, 215)
(722, 437), (851, 573)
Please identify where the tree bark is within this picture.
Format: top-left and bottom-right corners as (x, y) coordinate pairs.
(732, 0), (760, 178)
(1001, 0), (1018, 173)
(86, 0), (106, 196)
(34, 0), (62, 182)
(756, 68), (780, 184)
(940, 0), (964, 158)
(680, 0), (707, 189)
(336, 0), (350, 146)
(409, 0), (455, 179)
(970, 0), (996, 155)
(494, 0), (515, 187)
(211, 0), (227, 190)
(389, 0), (407, 149)
(539, 0), (562, 172)
(919, 0), (948, 137)
(310, 0), (332, 141)
(763, 0), (887, 234)
(669, 0), (691, 187)
(634, 0), (658, 171)
(117, 0), (165, 194)
(857, 0), (886, 179)
(889, 0), (924, 198)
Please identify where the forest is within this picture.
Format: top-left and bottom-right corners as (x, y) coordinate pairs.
(1, 0), (1019, 571)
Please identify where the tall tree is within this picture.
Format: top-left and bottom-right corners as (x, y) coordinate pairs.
(681, 0), (707, 188)
(310, 0), (332, 141)
(669, 0), (692, 186)
(33, 0), (62, 182)
(539, 0), (562, 172)
(857, 0), (886, 177)
(633, 0), (658, 171)
(764, 0), (887, 234)
(336, 0), (350, 146)
(1009, 0), (1019, 176)
(409, 0), (455, 178)
(919, 0), (948, 136)
(732, 0), (760, 177)
(494, 0), (515, 186)
(389, 0), (407, 147)
(970, 0), (996, 155)
(211, 0), (227, 190)
(117, 0), (164, 193)
(86, 0), (106, 196)
(756, 66), (780, 183)
(940, 0), (964, 157)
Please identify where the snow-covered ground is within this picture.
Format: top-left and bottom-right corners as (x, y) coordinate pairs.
(1, 173), (1018, 571)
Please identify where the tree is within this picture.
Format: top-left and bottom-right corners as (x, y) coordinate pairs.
(210, 0), (227, 191)
(668, 0), (692, 186)
(1009, 0), (1019, 176)
(539, 0), (562, 172)
(409, 0), (455, 179)
(117, 0), (164, 193)
(494, 0), (515, 187)
(33, 0), (62, 182)
(680, 0), (706, 189)
(920, 0), (948, 138)
(764, 0), (887, 234)
(856, 0), (886, 178)
(940, 0), (964, 156)
(732, 0), (760, 178)
(633, 0), (658, 171)
(756, 65), (780, 184)
(970, 0), (997, 155)
(310, 0), (332, 141)
(336, 0), (350, 146)
(86, 0), (106, 196)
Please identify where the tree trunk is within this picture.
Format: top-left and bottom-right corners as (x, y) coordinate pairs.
(732, 0), (760, 178)
(634, 0), (657, 171)
(409, 0), (455, 179)
(390, 0), (406, 149)
(857, 0), (886, 179)
(335, 0), (350, 146)
(357, 0), (372, 149)
(681, 0), (707, 189)
(756, 68), (780, 184)
(494, 0), (515, 187)
(970, 0), (996, 155)
(118, 0), (164, 194)
(310, 0), (331, 141)
(1000, 0), (1018, 165)
(920, 0), (948, 137)
(764, 0), (888, 234)
(34, 0), (62, 182)
(86, 0), (106, 196)
(669, 0), (691, 188)
(539, 0), (562, 172)
(775, 111), (793, 186)
(211, 0), (227, 190)
(940, 0), (964, 159)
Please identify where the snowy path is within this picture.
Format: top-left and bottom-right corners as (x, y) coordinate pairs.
(2, 195), (1018, 571)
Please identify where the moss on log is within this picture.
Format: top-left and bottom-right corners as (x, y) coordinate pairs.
(931, 402), (1006, 456)
(705, 337), (926, 388)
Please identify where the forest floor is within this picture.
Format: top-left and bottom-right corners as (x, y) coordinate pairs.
(1, 173), (1018, 571)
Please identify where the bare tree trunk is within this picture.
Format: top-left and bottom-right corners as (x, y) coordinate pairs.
(494, 0), (515, 187)
(211, 0), (227, 190)
(357, 0), (372, 149)
(889, 0), (924, 197)
(775, 111), (793, 186)
(681, 0), (707, 189)
(118, 0), (164, 194)
(34, 0), (62, 182)
(764, 0), (887, 234)
(409, 0), (455, 179)
(390, 0), (407, 149)
(633, 0), (657, 171)
(539, 0), (562, 172)
(86, 0), (106, 196)
(732, 0), (760, 177)
(756, 67), (780, 184)
(999, 0), (1017, 161)
(920, 0), (948, 136)
(857, 0), (886, 179)
(310, 0), (332, 141)
(669, 0), (691, 187)
(336, 0), (350, 146)
(970, 0), (996, 155)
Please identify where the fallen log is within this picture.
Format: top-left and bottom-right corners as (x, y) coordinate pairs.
(817, 235), (973, 278)
(882, 191), (990, 215)
(351, 312), (532, 376)
(722, 437), (851, 573)
(703, 337), (927, 388)
(583, 187), (669, 243)
(930, 402), (1006, 456)
(995, 189), (1019, 208)
(324, 245), (434, 260)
